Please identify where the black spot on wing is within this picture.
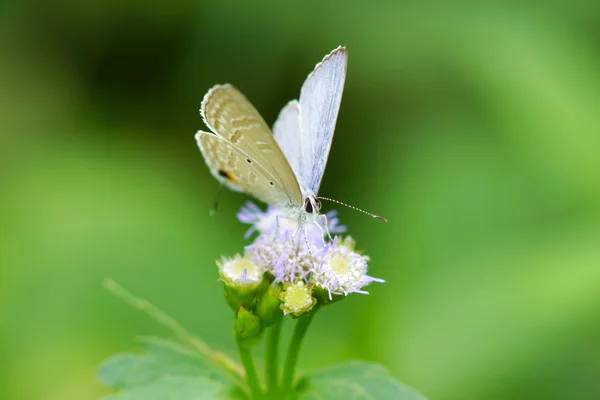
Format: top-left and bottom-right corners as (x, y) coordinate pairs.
(218, 169), (234, 182)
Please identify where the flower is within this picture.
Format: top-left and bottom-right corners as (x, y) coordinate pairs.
(280, 281), (316, 316)
(237, 201), (346, 241)
(218, 254), (264, 288)
(310, 237), (385, 299)
(236, 202), (384, 301)
(216, 202), (383, 318)
(247, 233), (314, 284)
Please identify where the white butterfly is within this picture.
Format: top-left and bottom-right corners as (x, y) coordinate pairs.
(196, 46), (384, 239)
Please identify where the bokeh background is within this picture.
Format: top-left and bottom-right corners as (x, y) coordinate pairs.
(2, 2), (600, 399)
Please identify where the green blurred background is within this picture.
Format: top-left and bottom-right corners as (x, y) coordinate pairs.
(2, 1), (600, 399)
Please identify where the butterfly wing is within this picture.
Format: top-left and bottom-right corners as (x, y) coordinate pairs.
(200, 84), (302, 208)
(196, 131), (299, 207)
(298, 46), (348, 195)
(273, 100), (309, 196)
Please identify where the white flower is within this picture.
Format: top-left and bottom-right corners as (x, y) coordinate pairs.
(217, 254), (264, 287)
(310, 237), (385, 299)
(226, 202), (384, 303)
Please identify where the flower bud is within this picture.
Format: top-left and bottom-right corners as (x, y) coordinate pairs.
(218, 254), (265, 311)
(234, 306), (262, 346)
(280, 281), (316, 317)
(255, 283), (283, 327)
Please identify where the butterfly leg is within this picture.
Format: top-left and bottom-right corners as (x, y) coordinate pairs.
(288, 219), (313, 256)
(291, 221), (302, 249)
(316, 214), (333, 242)
(302, 222), (313, 257)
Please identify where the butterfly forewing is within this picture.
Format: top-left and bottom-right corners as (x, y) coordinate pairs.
(201, 84), (302, 207)
(196, 131), (297, 207)
(298, 46), (347, 196)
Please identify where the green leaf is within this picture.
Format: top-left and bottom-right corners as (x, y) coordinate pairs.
(99, 337), (239, 400)
(296, 361), (427, 400)
(102, 376), (225, 400)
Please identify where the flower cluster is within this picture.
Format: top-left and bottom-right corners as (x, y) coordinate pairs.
(218, 202), (383, 324)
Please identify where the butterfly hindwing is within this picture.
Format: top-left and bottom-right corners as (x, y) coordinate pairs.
(196, 131), (296, 208)
(272, 100), (308, 196)
(201, 84), (302, 207)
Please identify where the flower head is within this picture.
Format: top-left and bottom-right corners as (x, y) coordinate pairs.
(217, 202), (383, 318)
(246, 232), (314, 284)
(217, 254), (266, 312)
(218, 254), (264, 288)
(237, 202), (384, 301)
(310, 237), (385, 299)
(280, 281), (316, 316)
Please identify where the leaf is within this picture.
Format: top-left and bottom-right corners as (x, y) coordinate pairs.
(296, 361), (427, 400)
(99, 337), (240, 400)
(102, 376), (225, 400)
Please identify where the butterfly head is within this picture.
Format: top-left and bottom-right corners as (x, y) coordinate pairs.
(303, 195), (322, 215)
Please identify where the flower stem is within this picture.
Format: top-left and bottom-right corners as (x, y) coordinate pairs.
(235, 334), (264, 399)
(265, 317), (283, 398)
(281, 313), (315, 397)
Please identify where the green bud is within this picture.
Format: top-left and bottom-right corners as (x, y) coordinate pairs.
(234, 306), (262, 346)
(280, 281), (317, 317)
(256, 283), (283, 327)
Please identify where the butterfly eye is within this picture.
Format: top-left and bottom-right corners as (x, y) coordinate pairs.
(304, 198), (313, 213)
(314, 198), (321, 210)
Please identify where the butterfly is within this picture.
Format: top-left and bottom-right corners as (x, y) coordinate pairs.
(196, 46), (385, 240)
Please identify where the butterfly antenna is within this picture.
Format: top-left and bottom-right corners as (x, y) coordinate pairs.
(209, 184), (225, 216)
(317, 197), (387, 222)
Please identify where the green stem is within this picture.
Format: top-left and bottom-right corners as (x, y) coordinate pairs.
(265, 317), (283, 398)
(235, 334), (264, 399)
(281, 313), (315, 397)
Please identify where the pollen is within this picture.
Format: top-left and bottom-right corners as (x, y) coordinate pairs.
(329, 253), (351, 276)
